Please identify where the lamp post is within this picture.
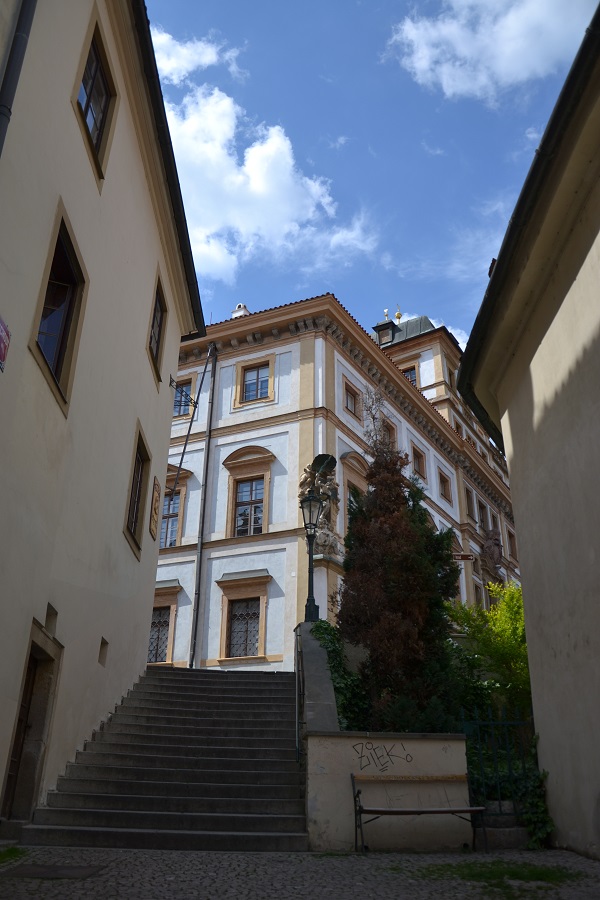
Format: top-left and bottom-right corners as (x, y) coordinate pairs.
(300, 489), (323, 622)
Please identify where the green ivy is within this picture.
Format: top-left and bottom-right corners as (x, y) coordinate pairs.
(513, 737), (555, 850)
(310, 620), (370, 730)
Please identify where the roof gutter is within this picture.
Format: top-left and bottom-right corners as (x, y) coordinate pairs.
(0, 0), (37, 159)
(458, 7), (600, 450)
(129, 0), (205, 336)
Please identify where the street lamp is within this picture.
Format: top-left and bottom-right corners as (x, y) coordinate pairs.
(300, 489), (323, 622)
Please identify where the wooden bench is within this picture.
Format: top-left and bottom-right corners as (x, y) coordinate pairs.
(351, 772), (487, 852)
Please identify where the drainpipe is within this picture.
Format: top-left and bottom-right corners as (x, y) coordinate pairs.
(189, 343), (218, 668)
(0, 0), (37, 158)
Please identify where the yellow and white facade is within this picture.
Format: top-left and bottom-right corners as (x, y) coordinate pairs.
(154, 294), (519, 672)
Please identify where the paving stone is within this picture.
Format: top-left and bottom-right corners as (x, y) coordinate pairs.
(0, 847), (599, 899)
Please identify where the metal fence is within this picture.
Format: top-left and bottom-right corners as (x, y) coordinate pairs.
(461, 708), (535, 819)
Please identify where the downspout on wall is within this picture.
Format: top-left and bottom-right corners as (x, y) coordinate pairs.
(0, 0), (37, 159)
(189, 344), (218, 668)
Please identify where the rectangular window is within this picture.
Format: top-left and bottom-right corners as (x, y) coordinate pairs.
(77, 38), (110, 152)
(402, 366), (417, 387)
(243, 364), (270, 402)
(491, 513), (499, 533)
(227, 598), (260, 657)
(234, 477), (264, 537)
(439, 470), (452, 502)
(159, 492), (180, 549)
(36, 224), (84, 388)
(345, 386), (358, 415)
(149, 286), (166, 370)
(465, 487), (475, 519)
(454, 420), (463, 438)
(147, 607), (170, 663)
(173, 381), (192, 417)
(474, 583), (483, 607)
(478, 500), (488, 531)
(412, 446), (426, 479)
(507, 528), (518, 560)
(125, 430), (150, 552)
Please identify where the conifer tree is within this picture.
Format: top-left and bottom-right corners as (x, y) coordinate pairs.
(337, 390), (461, 730)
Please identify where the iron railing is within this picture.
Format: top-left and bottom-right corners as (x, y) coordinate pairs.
(461, 708), (534, 819)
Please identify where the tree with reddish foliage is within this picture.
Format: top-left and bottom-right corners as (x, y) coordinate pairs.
(337, 434), (461, 731)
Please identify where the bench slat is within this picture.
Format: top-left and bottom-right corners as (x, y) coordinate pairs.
(358, 806), (485, 816)
(353, 773), (467, 783)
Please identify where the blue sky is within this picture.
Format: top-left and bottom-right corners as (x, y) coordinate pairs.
(146, 0), (597, 344)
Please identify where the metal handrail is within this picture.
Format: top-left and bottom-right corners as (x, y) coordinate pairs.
(294, 624), (305, 763)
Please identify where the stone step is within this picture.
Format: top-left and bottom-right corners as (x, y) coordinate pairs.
(83, 740), (297, 761)
(21, 824), (309, 851)
(55, 777), (303, 800)
(99, 721), (296, 743)
(106, 715), (295, 738)
(139, 675), (294, 687)
(46, 791), (304, 815)
(475, 825), (529, 850)
(73, 749), (300, 771)
(22, 667), (307, 853)
(144, 667), (294, 679)
(124, 692), (296, 712)
(63, 763), (304, 785)
(131, 685), (296, 701)
(92, 729), (296, 749)
(32, 807), (305, 834)
(119, 698), (295, 719)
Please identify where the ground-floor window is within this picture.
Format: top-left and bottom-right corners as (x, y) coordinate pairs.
(148, 606), (171, 663)
(227, 598), (260, 657)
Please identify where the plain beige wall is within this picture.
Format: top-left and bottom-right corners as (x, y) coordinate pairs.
(497, 203), (600, 857)
(0, 0), (195, 806)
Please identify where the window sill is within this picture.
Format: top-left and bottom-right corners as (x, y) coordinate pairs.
(217, 655), (268, 665)
(123, 526), (142, 560)
(29, 341), (70, 418)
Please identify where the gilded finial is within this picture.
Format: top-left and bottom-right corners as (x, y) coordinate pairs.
(383, 308), (389, 320)
(395, 305), (402, 323)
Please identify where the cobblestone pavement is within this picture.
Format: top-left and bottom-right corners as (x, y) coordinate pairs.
(1, 847), (600, 899)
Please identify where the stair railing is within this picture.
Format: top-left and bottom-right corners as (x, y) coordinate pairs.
(294, 624), (305, 763)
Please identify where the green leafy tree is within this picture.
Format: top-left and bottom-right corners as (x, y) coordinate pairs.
(337, 392), (461, 730)
(448, 581), (531, 712)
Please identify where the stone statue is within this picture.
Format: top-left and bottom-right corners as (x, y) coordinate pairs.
(482, 528), (503, 581)
(298, 455), (342, 558)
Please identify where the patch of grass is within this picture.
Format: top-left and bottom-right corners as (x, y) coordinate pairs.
(0, 847), (26, 866)
(389, 860), (583, 898)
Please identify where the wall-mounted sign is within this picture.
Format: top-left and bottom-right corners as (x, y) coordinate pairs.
(0, 316), (10, 373)
(149, 476), (161, 540)
(452, 553), (475, 561)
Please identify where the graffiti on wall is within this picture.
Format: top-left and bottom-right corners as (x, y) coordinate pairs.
(352, 741), (413, 774)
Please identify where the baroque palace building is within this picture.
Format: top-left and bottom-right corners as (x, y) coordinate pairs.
(151, 293), (519, 672)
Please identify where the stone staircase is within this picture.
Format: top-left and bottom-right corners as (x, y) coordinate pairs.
(21, 668), (308, 851)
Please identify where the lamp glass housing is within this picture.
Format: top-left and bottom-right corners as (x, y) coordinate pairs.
(300, 491), (322, 536)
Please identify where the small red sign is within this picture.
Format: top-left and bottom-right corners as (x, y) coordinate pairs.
(453, 553), (475, 561)
(0, 316), (10, 373)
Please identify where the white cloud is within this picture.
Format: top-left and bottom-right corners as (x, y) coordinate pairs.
(430, 318), (469, 350)
(396, 310), (468, 349)
(160, 67), (376, 284)
(385, 0), (596, 104)
(421, 140), (445, 156)
(328, 135), (349, 150)
(151, 26), (246, 85)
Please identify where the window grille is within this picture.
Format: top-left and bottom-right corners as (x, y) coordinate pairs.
(227, 599), (260, 657)
(148, 607), (170, 663)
